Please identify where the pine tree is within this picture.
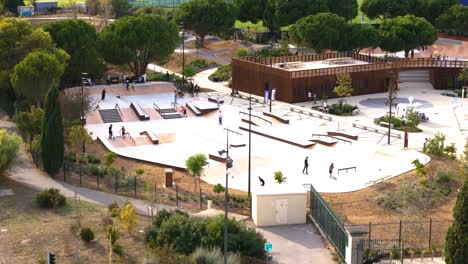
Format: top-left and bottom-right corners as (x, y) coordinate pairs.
(41, 88), (64, 174)
(445, 178), (468, 264)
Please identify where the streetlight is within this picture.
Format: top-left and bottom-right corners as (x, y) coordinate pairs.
(219, 128), (242, 264)
(81, 72), (88, 153)
(248, 88), (252, 218)
(180, 22), (185, 85)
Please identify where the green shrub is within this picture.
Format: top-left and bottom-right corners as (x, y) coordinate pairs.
(445, 178), (468, 263)
(104, 152), (117, 166)
(183, 64), (196, 77)
(106, 224), (120, 245)
(136, 168), (145, 175)
(108, 200), (121, 217)
(156, 213), (205, 254)
(112, 243), (124, 256)
(0, 129), (22, 173)
(190, 247), (240, 264)
(208, 64), (231, 82)
(328, 103), (357, 116)
(80, 227), (95, 242)
(66, 152), (77, 162)
(87, 154), (101, 164)
(213, 183), (225, 195)
(190, 59), (208, 70)
(424, 133), (446, 156)
(436, 171), (454, 184)
(90, 165), (99, 176)
(36, 188), (66, 208)
(274, 171), (286, 184)
(235, 48), (249, 57)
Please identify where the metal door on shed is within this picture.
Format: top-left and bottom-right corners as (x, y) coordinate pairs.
(275, 199), (288, 224)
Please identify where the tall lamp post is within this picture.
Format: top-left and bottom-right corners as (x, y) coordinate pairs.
(218, 128), (242, 264)
(248, 87), (252, 218)
(269, 57), (273, 112)
(81, 72), (88, 153)
(180, 22), (185, 85)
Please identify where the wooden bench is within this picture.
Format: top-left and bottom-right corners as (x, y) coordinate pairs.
(209, 153), (226, 163)
(327, 131), (358, 141)
(140, 131), (158, 144)
(379, 122), (394, 129)
(263, 111), (290, 124)
(185, 102), (202, 116)
(130, 102), (150, 121)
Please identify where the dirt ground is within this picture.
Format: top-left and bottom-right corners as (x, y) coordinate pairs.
(0, 178), (152, 263)
(66, 140), (250, 215)
(321, 158), (461, 224)
(162, 53), (219, 74)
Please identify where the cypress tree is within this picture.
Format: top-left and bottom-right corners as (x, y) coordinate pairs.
(41, 88), (64, 174)
(445, 178), (468, 264)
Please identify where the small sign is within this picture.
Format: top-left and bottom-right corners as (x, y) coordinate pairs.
(264, 242), (272, 252)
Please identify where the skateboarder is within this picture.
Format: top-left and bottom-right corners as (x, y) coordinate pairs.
(329, 163), (334, 178)
(218, 110), (223, 126)
(108, 124), (113, 140)
(302, 157), (309, 174)
(101, 88), (106, 101)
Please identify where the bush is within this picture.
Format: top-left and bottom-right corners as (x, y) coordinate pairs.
(108, 200), (121, 217)
(36, 188), (67, 208)
(136, 168), (145, 175)
(106, 224), (120, 245)
(87, 154), (101, 164)
(328, 103), (357, 116)
(156, 213), (205, 254)
(235, 48), (249, 57)
(274, 171), (286, 184)
(147, 72), (171, 82)
(208, 64), (231, 82)
(90, 165), (99, 176)
(183, 64), (196, 78)
(0, 129), (22, 173)
(112, 243), (124, 256)
(104, 152), (117, 166)
(213, 183), (225, 195)
(190, 59), (209, 70)
(191, 247), (240, 264)
(80, 227), (95, 242)
(66, 152), (77, 162)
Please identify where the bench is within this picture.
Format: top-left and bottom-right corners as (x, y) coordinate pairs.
(263, 111), (290, 124)
(140, 131), (158, 144)
(379, 122), (394, 129)
(209, 153), (226, 163)
(130, 102), (150, 121)
(327, 131), (358, 141)
(185, 102), (202, 116)
(208, 97), (224, 104)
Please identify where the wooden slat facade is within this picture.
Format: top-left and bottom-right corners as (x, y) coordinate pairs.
(232, 53), (468, 103)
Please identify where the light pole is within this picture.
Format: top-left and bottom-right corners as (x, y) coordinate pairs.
(219, 128), (242, 264)
(269, 57), (273, 112)
(248, 88), (252, 218)
(81, 72), (88, 153)
(180, 22), (185, 85)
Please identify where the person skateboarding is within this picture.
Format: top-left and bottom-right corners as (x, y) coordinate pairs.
(302, 157), (309, 174)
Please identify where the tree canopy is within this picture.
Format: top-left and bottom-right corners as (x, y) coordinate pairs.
(10, 50), (68, 105)
(328, 0), (358, 21)
(0, 18), (55, 93)
(361, 0), (413, 20)
(379, 15), (437, 57)
(111, 0), (131, 18)
(174, 0), (238, 46)
(234, 0), (267, 23)
(436, 4), (468, 35)
(43, 19), (104, 87)
(289, 13), (346, 53)
(346, 23), (381, 53)
(98, 14), (179, 76)
(424, 0), (459, 24)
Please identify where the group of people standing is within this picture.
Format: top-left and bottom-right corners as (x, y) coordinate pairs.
(108, 124), (128, 140)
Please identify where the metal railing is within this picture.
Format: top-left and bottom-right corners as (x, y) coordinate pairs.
(153, 103), (160, 113)
(239, 111), (272, 125)
(337, 166), (357, 174)
(310, 184), (348, 260)
(115, 103), (123, 119)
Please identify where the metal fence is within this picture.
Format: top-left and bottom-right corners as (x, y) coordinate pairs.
(350, 220), (452, 263)
(310, 184), (349, 261)
(129, 0), (193, 7)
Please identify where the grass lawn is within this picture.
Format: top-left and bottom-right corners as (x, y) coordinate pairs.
(0, 178), (153, 263)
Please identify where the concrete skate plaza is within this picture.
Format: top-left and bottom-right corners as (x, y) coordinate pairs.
(85, 83), (428, 194)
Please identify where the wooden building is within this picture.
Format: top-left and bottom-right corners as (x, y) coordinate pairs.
(232, 53), (467, 103)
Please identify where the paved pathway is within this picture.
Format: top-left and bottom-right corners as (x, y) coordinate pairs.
(2, 119), (176, 215)
(257, 224), (333, 264)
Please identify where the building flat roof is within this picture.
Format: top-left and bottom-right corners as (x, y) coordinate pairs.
(273, 59), (370, 71)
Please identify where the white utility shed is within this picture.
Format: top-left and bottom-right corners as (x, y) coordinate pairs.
(252, 183), (307, 226)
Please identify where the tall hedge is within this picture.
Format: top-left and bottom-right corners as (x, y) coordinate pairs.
(445, 178), (468, 264)
(41, 88), (64, 174)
